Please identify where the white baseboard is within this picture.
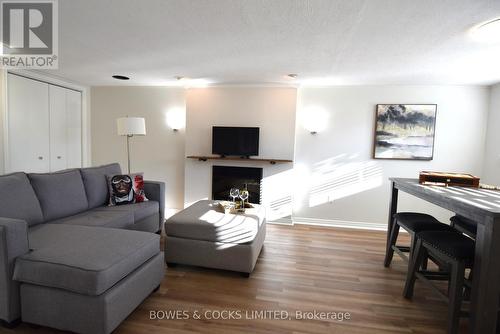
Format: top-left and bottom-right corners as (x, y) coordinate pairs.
(292, 216), (387, 231)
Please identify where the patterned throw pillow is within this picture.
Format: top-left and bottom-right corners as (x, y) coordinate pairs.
(107, 173), (149, 206)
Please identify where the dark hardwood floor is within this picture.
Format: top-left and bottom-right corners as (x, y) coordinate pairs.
(2, 224), (465, 334)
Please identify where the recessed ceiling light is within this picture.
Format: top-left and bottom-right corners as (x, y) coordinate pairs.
(287, 74), (298, 79)
(174, 76), (185, 81)
(112, 75), (130, 80)
(472, 18), (500, 43)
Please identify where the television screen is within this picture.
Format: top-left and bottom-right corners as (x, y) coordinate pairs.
(212, 126), (259, 157)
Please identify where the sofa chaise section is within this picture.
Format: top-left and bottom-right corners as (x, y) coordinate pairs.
(17, 224), (160, 295)
(14, 224), (164, 334)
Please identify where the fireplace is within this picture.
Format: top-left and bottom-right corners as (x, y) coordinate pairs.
(212, 166), (263, 204)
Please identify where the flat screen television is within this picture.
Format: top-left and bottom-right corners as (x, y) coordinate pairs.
(212, 126), (259, 157)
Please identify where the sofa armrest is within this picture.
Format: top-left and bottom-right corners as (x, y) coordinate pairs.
(0, 218), (29, 323)
(144, 181), (165, 232)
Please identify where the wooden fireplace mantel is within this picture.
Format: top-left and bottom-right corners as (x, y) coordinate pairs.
(186, 155), (293, 165)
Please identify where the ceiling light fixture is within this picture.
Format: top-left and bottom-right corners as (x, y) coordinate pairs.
(472, 18), (500, 43)
(287, 74), (298, 79)
(112, 75), (130, 80)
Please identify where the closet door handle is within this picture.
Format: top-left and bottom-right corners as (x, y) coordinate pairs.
(38, 156), (43, 160)
(57, 156), (62, 159)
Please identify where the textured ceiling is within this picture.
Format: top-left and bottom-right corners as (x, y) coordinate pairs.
(46, 0), (500, 86)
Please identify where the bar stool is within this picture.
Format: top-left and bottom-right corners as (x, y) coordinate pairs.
(450, 215), (477, 239)
(404, 230), (475, 334)
(384, 212), (455, 267)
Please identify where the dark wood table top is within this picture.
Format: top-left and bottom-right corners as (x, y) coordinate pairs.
(390, 178), (500, 220)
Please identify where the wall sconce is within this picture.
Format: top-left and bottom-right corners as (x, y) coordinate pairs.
(301, 106), (329, 135)
(166, 107), (186, 132)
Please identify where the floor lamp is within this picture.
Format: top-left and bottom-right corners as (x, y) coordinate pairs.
(116, 117), (146, 173)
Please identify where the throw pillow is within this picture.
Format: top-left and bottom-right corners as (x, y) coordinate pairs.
(132, 174), (148, 203)
(107, 173), (149, 206)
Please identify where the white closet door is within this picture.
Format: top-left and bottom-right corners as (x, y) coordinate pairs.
(49, 86), (82, 171)
(7, 74), (50, 173)
(65, 89), (82, 168)
(49, 85), (67, 171)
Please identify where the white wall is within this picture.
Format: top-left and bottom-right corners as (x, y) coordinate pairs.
(293, 86), (490, 228)
(184, 87), (297, 221)
(90, 86), (186, 212)
(483, 83), (500, 185)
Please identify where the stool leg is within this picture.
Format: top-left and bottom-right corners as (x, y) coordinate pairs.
(409, 232), (428, 270)
(384, 221), (400, 267)
(447, 262), (465, 334)
(463, 269), (473, 301)
(404, 238), (426, 299)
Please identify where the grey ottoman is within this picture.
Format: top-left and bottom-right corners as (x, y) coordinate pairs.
(13, 224), (164, 334)
(164, 200), (266, 276)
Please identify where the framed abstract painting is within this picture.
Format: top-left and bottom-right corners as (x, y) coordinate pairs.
(373, 104), (437, 160)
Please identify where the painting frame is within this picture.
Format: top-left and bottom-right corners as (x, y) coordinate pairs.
(372, 104), (437, 161)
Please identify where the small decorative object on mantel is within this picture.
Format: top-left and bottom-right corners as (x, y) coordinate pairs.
(419, 171), (480, 188)
(373, 104), (437, 160)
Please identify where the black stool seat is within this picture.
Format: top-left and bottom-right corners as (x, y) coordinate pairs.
(450, 215), (477, 238)
(395, 212), (450, 232)
(417, 231), (475, 262)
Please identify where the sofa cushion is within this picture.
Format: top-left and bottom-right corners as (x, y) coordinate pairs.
(49, 210), (134, 229)
(93, 201), (159, 222)
(165, 200), (265, 244)
(14, 224), (160, 296)
(80, 163), (121, 209)
(0, 173), (44, 226)
(28, 170), (89, 222)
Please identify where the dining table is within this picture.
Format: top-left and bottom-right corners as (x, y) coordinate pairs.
(387, 178), (500, 334)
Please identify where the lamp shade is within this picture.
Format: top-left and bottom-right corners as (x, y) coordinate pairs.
(117, 117), (146, 136)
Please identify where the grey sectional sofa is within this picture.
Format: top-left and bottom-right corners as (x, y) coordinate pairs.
(0, 163), (165, 334)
